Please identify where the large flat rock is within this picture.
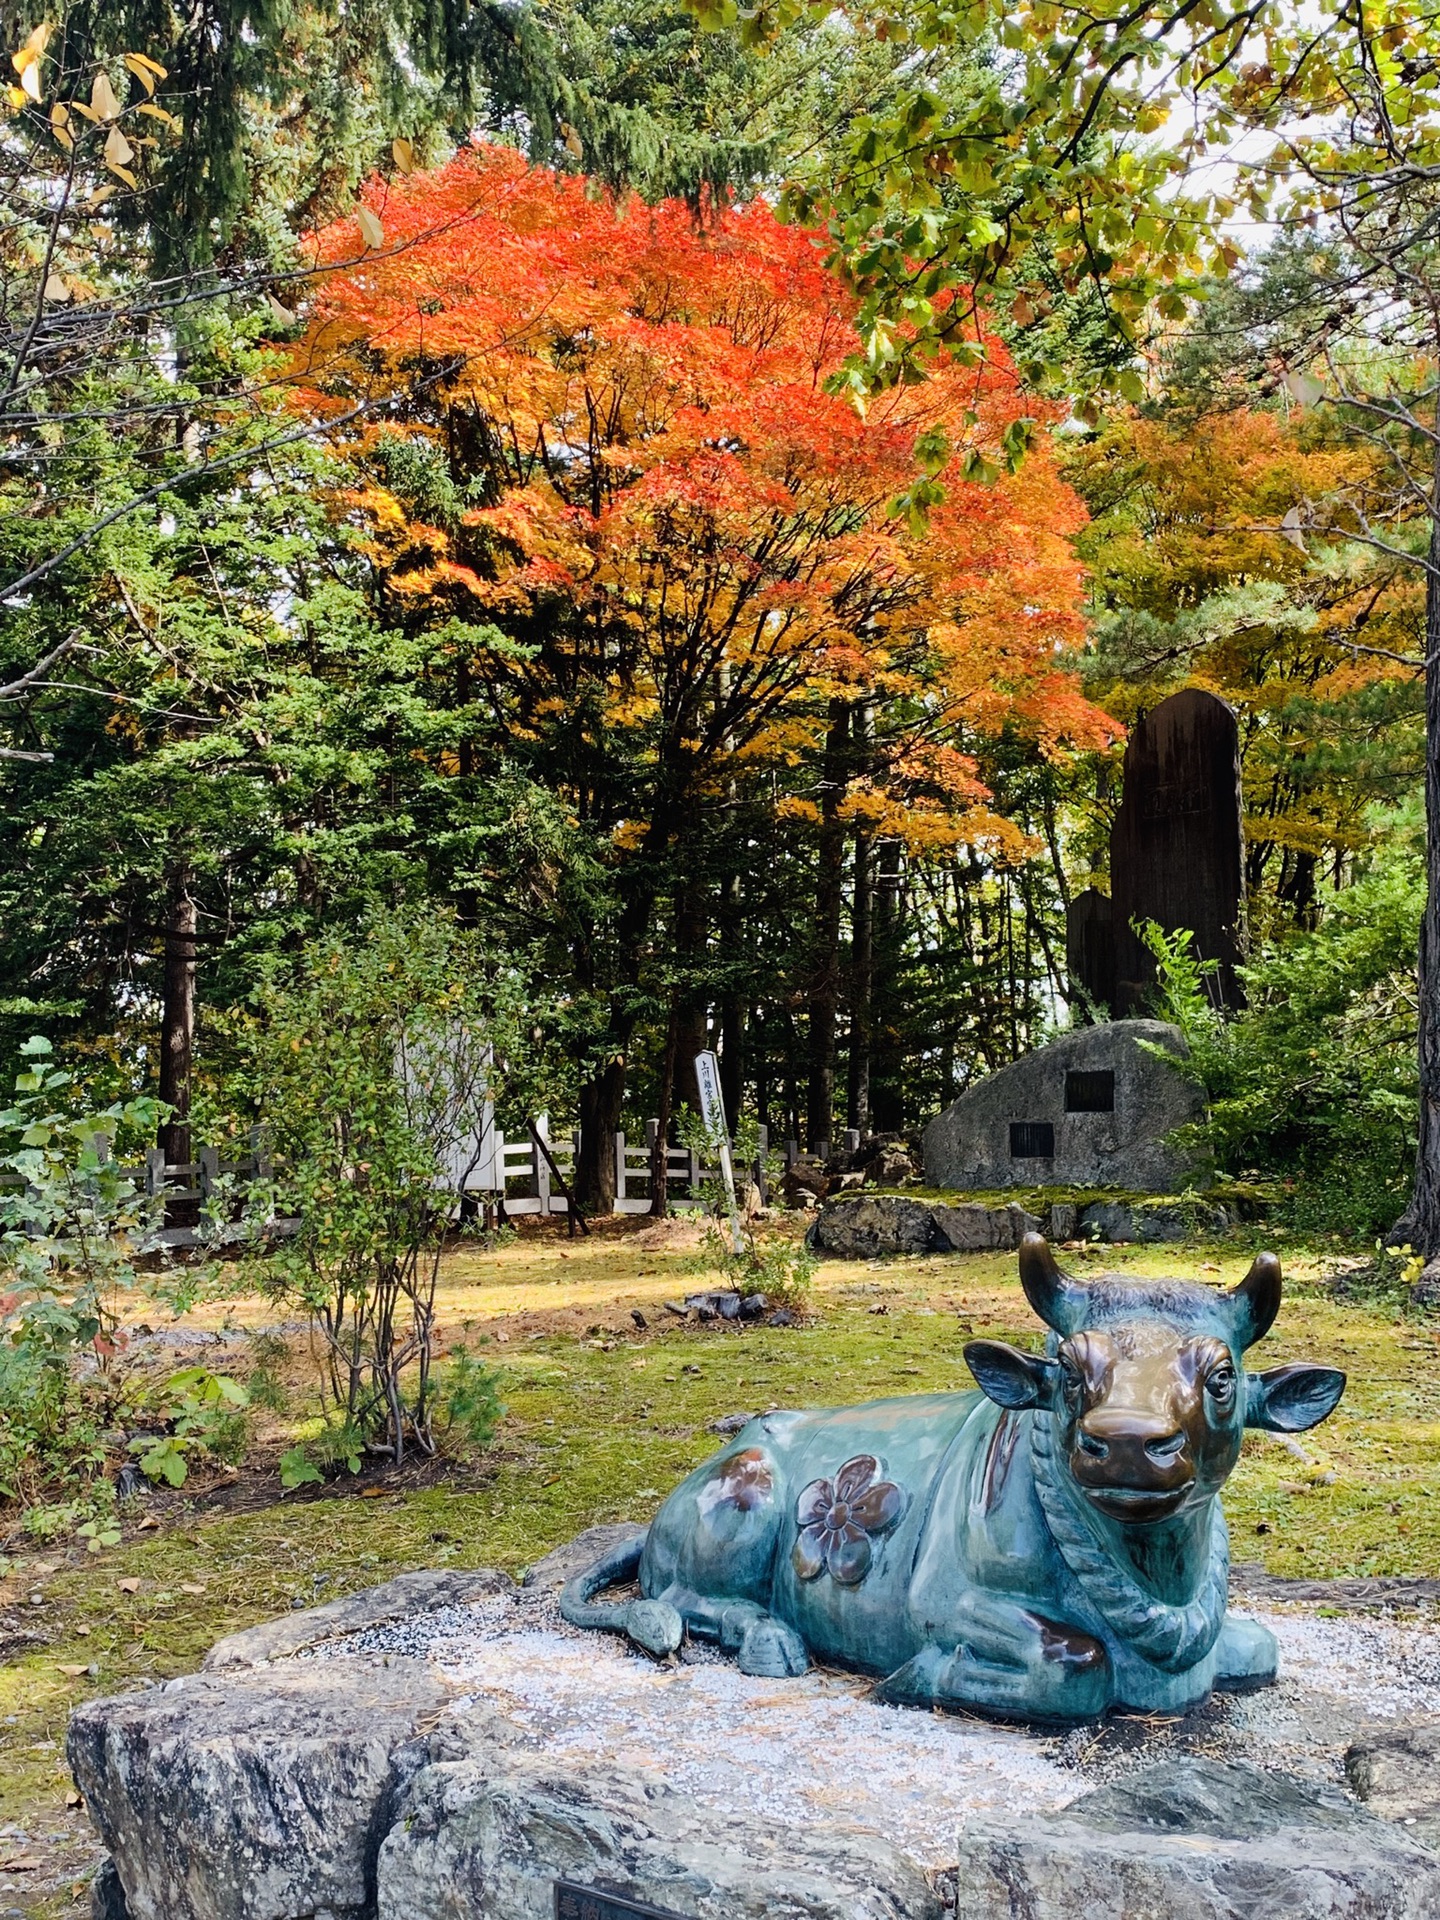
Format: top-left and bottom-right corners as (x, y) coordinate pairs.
(68, 1566), (1440, 1920)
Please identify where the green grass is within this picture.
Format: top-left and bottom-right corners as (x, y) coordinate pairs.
(1, 1231), (1437, 1908)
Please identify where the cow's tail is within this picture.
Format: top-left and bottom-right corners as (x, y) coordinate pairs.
(558, 1532), (644, 1633)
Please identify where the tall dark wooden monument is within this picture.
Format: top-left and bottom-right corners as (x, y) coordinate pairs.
(1068, 688), (1245, 1017)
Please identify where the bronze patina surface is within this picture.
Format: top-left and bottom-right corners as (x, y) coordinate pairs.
(562, 1236), (1345, 1722)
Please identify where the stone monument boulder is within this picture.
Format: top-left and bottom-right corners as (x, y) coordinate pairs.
(921, 1019), (1207, 1193)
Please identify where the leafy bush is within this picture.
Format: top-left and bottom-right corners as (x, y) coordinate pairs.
(126, 1368), (251, 1487)
(1140, 833), (1422, 1236)
(227, 911), (532, 1466)
(0, 1039), (165, 1520)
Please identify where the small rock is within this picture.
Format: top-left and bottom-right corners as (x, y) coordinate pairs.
(710, 1412), (757, 1436)
(864, 1146), (917, 1186)
(1047, 1202), (1078, 1241)
(767, 1308), (795, 1327)
(1415, 1259), (1440, 1308)
(738, 1292), (767, 1319)
(953, 1757), (1440, 1919)
(630, 1310), (647, 1330)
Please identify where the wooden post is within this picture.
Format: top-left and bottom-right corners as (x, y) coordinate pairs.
(615, 1130), (627, 1208)
(528, 1117), (588, 1237)
(534, 1113), (552, 1214)
(145, 1146), (167, 1197)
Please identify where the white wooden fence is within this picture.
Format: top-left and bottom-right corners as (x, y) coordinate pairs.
(0, 1120), (766, 1247)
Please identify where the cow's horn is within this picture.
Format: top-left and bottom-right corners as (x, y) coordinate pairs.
(1230, 1250), (1282, 1349)
(1017, 1233), (1087, 1335)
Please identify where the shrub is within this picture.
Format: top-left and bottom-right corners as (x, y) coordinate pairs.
(228, 911), (533, 1466)
(0, 1039), (167, 1521)
(1140, 830), (1422, 1236)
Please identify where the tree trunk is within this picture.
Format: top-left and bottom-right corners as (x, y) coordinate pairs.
(847, 827), (873, 1134)
(649, 998), (680, 1217)
(158, 878), (197, 1170)
(1395, 479), (1440, 1253)
(806, 700), (849, 1153)
(719, 870), (744, 1127)
(576, 1052), (628, 1215)
(870, 836), (905, 1131)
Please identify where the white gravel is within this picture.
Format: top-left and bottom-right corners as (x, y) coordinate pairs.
(299, 1596), (1440, 1868)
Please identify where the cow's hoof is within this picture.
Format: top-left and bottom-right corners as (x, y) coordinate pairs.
(737, 1617), (808, 1677)
(1213, 1612), (1277, 1691)
(625, 1599), (684, 1659)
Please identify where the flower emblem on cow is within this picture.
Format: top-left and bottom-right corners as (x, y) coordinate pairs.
(792, 1454), (906, 1586)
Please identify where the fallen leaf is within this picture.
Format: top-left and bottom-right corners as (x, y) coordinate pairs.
(56, 1663), (88, 1676)
(265, 291), (295, 326)
(136, 1516), (159, 1531)
(360, 1486), (387, 1498)
(117, 1577), (140, 1594)
(391, 136), (415, 174)
(42, 272), (70, 302)
(180, 1582), (206, 1595)
(65, 1790), (82, 1809)
(355, 204), (384, 249)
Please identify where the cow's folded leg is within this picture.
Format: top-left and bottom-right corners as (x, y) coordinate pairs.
(875, 1604), (1110, 1721)
(1212, 1610), (1277, 1691)
(642, 1587), (810, 1677)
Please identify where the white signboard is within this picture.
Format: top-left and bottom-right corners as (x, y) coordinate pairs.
(694, 1050), (743, 1253)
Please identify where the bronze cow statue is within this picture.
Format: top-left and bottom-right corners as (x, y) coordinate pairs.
(563, 1236), (1344, 1721)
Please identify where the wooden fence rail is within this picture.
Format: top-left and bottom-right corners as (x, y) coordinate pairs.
(0, 1117), (767, 1247)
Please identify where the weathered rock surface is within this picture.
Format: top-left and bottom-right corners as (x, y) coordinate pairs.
(923, 1019), (1207, 1192)
(68, 1658), (451, 1920)
(1347, 1720), (1440, 1852)
(812, 1188), (1225, 1256)
(203, 1565), (512, 1670)
(71, 1564), (1440, 1920)
(952, 1757), (1440, 1919)
(1078, 1198), (1229, 1243)
(931, 1201), (1041, 1252)
(378, 1751), (943, 1920)
(811, 1194), (939, 1256)
(523, 1523), (647, 1593)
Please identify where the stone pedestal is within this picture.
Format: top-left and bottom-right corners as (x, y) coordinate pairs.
(67, 1553), (1440, 1920)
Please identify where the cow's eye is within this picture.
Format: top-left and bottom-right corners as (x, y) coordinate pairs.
(1206, 1362), (1237, 1405)
(1059, 1355), (1084, 1408)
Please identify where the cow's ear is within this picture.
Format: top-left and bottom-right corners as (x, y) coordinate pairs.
(965, 1340), (1055, 1410)
(1246, 1363), (1346, 1432)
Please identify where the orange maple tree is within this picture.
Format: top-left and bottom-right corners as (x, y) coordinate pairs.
(299, 145), (1115, 1204)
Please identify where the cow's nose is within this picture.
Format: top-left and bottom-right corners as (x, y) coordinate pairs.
(1143, 1430), (1187, 1466)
